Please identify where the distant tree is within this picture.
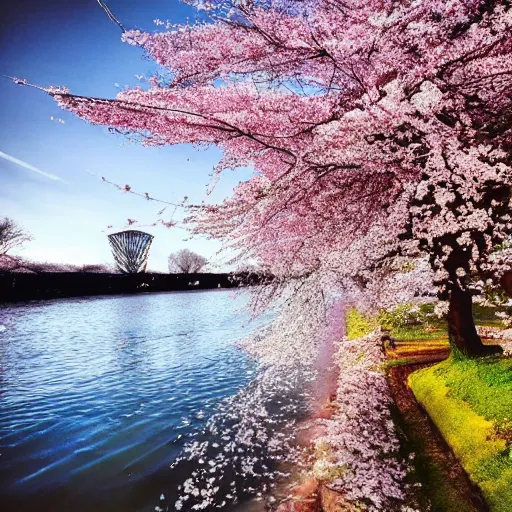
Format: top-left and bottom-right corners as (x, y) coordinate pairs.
(235, 262), (259, 273)
(168, 249), (208, 274)
(0, 256), (69, 274)
(0, 217), (32, 255)
(25, 261), (78, 273)
(0, 259), (120, 274)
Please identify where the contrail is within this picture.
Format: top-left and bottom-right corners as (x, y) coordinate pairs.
(0, 151), (65, 182)
(96, 0), (125, 32)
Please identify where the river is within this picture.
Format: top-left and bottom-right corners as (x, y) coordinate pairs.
(0, 290), (314, 511)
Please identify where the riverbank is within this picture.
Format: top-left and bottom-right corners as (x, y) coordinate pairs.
(409, 355), (512, 512)
(275, 305), (512, 512)
(0, 271), (263, 303)
(388, 361), (487, 512)
(383, 313), (512, 512)
(270, 331), (407, 512)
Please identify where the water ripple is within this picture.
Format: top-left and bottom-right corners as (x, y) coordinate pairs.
(0, 290), (269, 510)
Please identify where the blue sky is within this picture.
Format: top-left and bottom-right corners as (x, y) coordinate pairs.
(0, 0), (252, 272)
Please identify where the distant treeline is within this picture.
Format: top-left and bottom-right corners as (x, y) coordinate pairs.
(0, 254), (117, 274)
(0, 271), (267, 303)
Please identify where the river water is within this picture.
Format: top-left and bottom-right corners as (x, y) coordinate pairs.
(0, 290), (314, 511)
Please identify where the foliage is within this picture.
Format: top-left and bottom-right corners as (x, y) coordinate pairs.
(14, 0), (512, 353)
(0, 217), (32, 255)
(409, 358), (512, 512)
(346, 308), (378, 340)
(379, 304), (422, 330)
(0, 255), (117, 274)
(0, 254), (25, 273)
(473, 303), (511, 327)
(312, 440), (348, 482)
(347, 303), (445, 341)
(378, 303), (440, 331)
(168, 249), (208, 273)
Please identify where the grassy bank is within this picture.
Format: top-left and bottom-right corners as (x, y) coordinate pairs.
(409, 356), (512, 512)
(388, 365), (484, 512)
(346, 303), (512, 510)
(345, 303), (505, 341)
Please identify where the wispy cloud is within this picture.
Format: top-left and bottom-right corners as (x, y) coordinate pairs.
(0, 151), (65, 182)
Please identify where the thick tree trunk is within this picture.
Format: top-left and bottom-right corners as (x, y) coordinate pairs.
(447, 285), (502, 356)
(501, 271), (512, 297)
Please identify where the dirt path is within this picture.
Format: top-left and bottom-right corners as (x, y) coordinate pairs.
(387, 361), (488, 512)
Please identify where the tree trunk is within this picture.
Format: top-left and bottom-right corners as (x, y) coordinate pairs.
(447, 285), (502, 356)
(501, 270), (512, 297)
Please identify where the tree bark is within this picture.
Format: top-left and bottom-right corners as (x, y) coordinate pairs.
(501, 271), (512, 297)
(447, 284), (502, 356)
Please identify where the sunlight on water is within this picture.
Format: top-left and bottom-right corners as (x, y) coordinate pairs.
(0, 290), (311, 511)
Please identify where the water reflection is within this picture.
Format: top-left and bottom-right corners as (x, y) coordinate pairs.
(0, 290), (268, 511)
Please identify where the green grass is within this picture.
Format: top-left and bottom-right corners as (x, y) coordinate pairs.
(438, 357), (512, 421)
(346, 302), (508, 343)
(389, 400), (479, 512)
(409, 357), (512, 512)
(392, 325), (447, 341)
(345, 308), (378, 340)
(473, 304), (507, 326)
(381, 357), (416, 369)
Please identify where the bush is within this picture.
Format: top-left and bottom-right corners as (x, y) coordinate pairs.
(346, 308), (378, 339)
(378, 303), (437, 330)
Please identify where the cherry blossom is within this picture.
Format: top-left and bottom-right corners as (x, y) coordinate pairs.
(316, 331), (408, 510)
(19, 0), (510, 354)
(13, 1), (512, 354)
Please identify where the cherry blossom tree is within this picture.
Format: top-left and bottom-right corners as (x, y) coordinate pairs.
(15, 0), (512, 355)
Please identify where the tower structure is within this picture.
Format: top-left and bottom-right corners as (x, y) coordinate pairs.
(108, 230), (154, 274)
